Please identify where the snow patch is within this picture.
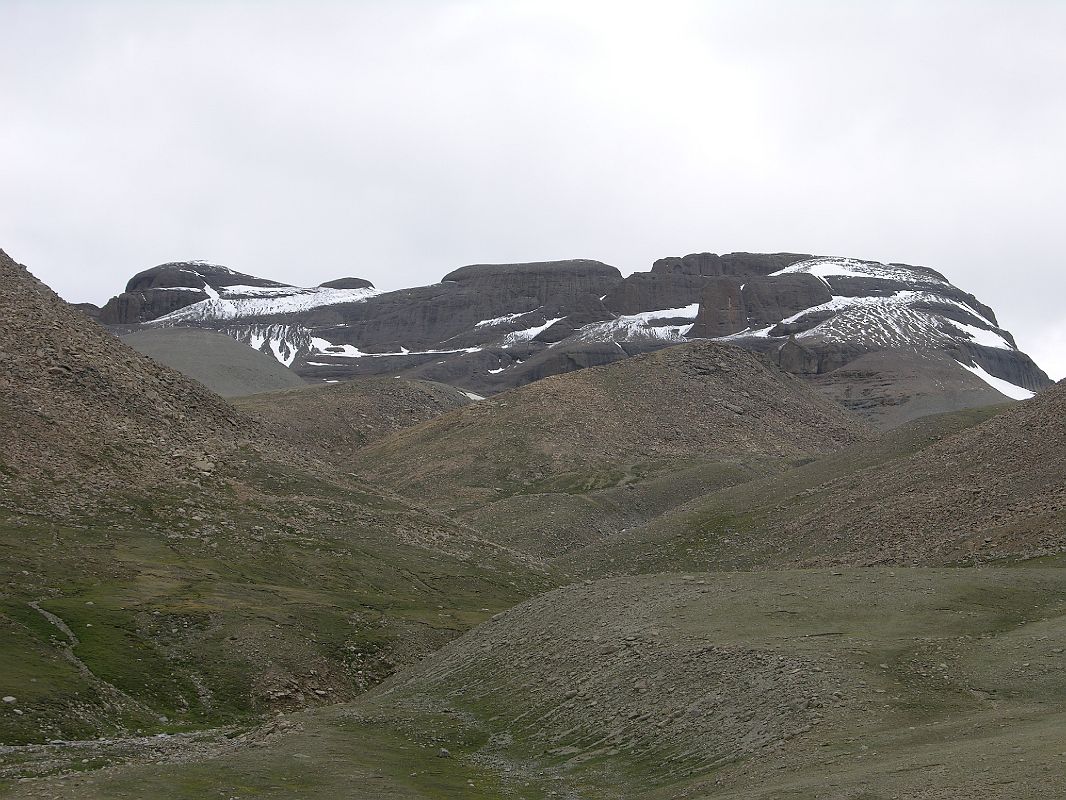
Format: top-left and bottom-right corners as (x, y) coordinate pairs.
(502, 318), (565, 344)
(151, 284), (379, 324)
(957, 361), (1035, 400)
(949, 321), (1013, 350)
(307, 335), (482, 359)
(721, 289), (1013, 354)
(475, 311), (535, 329)
(771, 256), (948, 287)
(571, 304), (699, 344)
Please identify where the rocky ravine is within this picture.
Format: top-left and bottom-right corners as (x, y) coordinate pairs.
(95, 253), (1052, 427)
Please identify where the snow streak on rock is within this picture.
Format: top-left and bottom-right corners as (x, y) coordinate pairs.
(572, 304), (699, 344)
(150, 284), (379, 324)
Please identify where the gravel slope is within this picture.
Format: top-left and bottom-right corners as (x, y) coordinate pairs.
(121, 329), (307, 397)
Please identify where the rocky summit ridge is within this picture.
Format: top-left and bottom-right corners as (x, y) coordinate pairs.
(95, 252), (1052, 426)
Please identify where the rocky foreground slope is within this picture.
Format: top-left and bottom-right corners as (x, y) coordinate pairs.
(95, 253), (1052, 427)
(0, 250), (246, 514)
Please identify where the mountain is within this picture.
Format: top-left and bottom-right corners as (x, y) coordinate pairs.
(7, 247), (1066, 799)
(98, 260), (297, 324)
(96, 252), (1052, 427)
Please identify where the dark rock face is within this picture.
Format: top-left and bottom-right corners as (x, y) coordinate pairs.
(70, 302), (101, 321)
(602, 272), (708, 315)
(319, 277), (375, 290)
(290, 261), (622, 355)
(689, 279), (747, 337)
(689, 274), (833, 339)
(99, 286), (207, 325)
(441, 260), (622, 309)
(742, 275), (833, 328)
(651, 252), (811, 277)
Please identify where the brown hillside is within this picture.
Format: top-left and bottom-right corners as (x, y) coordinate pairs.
(782, 379), (1066, 563)
(357, 340), (872, 510)
(234, 377), (473, 457)
(0, 250), (245, 514)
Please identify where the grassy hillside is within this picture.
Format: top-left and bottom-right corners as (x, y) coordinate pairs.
(569, 405), (1010, 575)
(8, 566), (1066, 799)
(0, 465), (552, 748)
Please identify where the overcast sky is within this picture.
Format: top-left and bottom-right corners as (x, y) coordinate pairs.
(2, 0), (1064, 378)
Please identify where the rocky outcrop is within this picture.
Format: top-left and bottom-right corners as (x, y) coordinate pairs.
(99, 286), (206, 324)
(441, 260), (622, 311)
(775, 335), (820, 375)
(602, 272), (708, 315)
(125, 261), (283, 292)
(703, 257), (1053, 402)
(689, 278), (747, 337)
(70, 302), (101, 321)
